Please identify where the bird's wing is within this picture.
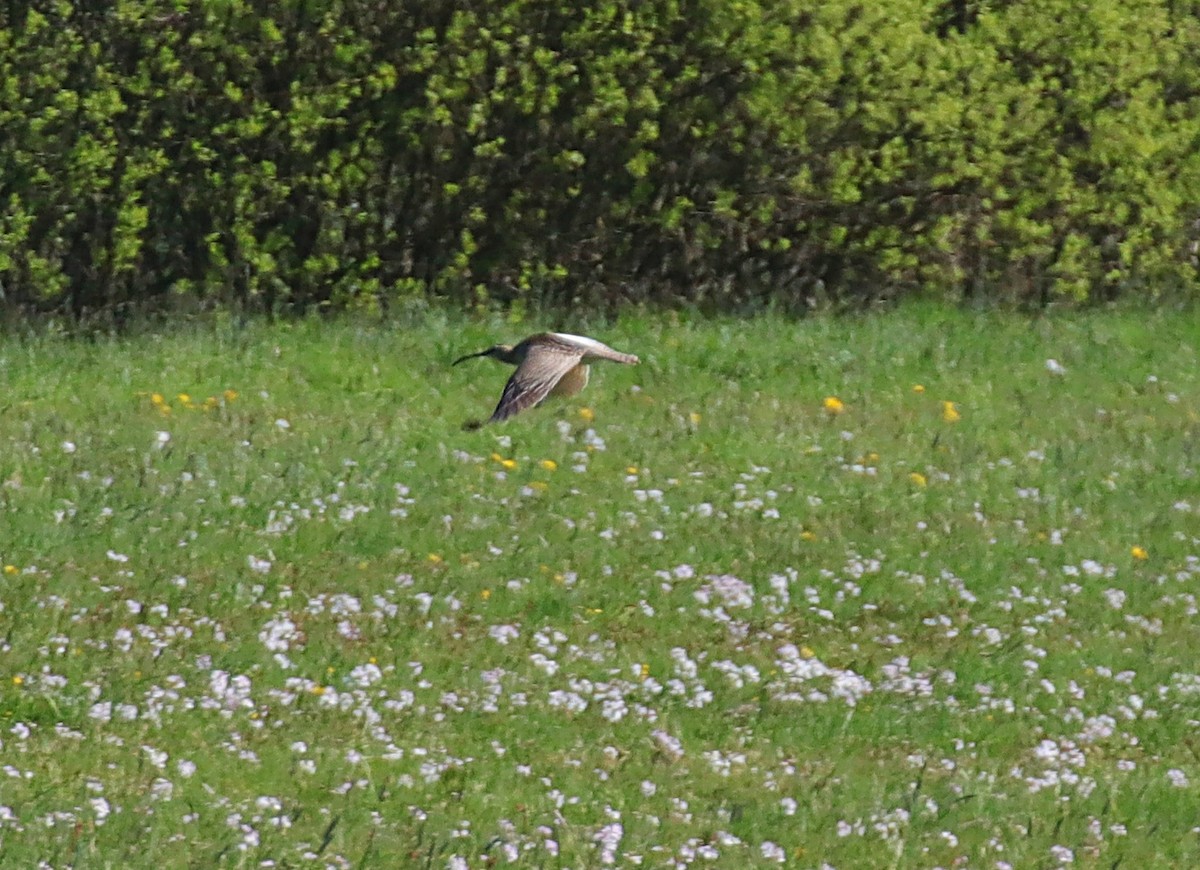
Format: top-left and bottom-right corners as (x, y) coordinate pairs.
(550, 333), (639, 364)
(489, 343), (583, 422)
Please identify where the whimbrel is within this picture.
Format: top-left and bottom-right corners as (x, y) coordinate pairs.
(453, 333), (639, 428)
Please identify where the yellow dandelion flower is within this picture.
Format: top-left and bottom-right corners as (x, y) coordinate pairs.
(501, 458), (517, 471)
(689, 411), (702, 425)
(3, 565), (18, 575)
(942, 401), (961, 423)
(579, 407), (595, 422)
(912, 384), (925, 394)
(823, 396), (845, 414)
(539, 459), (558, 471)
(150, 392), (166, 405)
(1131, 546), (1148, 560)
(640, 663), (650, 681)
(427, 553), (444, 564)
(12, 675), (23, 686)
(800, 530), (818, 542)
(368, 657), (377, 664)
(909, 472), (927, 487)
(177, 393), (191, 405)
(626, 466), (639, 475)
(800, 646), (815, 659)
(528, 480), (548, 492)
(481, 589), (492, 600)
(490, 452), (504, 463)
(310, 685), (325, 695)
(223, 389), (239, 402)
(866, 452), (880, 464)
(203, 396), (219, 410)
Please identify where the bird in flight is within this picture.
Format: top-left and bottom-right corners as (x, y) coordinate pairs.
(453, 332), (639, 428)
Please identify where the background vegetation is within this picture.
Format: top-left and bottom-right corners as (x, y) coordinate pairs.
(2, 0), (1200, 318)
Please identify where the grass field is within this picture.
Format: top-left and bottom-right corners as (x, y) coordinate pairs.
(1, 305), (1199, 868)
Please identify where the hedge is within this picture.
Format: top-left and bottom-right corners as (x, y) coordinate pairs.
(1, 0), (1198, 316)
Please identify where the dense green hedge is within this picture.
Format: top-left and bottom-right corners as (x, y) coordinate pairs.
(1, 0), (1198, 316)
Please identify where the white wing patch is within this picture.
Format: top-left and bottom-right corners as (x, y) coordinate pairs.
(552, 333), (609, 353)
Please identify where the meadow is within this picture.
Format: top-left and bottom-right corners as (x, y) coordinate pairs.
(1, 305), (1198, 868)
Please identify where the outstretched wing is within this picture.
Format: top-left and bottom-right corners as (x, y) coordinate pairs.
(551, 333), (639, 365)
(488, 343), (583, 422)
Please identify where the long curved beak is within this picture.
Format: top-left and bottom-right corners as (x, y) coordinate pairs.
(452, 349), (489, 366)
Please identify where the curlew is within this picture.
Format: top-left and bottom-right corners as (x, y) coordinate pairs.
(453, 332), (639, 428)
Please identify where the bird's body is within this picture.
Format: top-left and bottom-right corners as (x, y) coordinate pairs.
(453, 332), (639, 427)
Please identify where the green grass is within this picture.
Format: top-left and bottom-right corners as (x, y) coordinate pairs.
(1, 304), (1199, 867)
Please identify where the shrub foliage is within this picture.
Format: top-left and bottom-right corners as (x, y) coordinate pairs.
(1, 0), (1198, 315)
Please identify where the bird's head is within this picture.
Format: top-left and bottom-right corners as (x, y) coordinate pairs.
(452, 344), (514, 366)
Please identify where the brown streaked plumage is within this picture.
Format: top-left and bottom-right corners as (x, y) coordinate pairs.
(453, 332), (639, 428)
